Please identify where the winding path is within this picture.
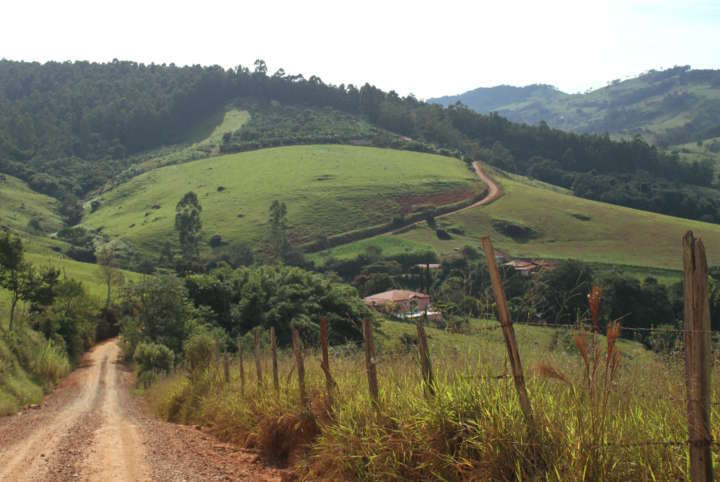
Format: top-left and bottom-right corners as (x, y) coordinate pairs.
(389, 160), (501, 235)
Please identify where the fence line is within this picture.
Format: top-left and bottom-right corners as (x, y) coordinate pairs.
(205, 232), (717, 479)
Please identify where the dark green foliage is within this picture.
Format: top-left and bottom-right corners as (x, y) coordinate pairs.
(183, 331), (218, 374)
(525, 260), (594, 324)
(221, 103), (384, 152)
(571, 171), (720, 223)
(133, 341), (175, 387)
(269, 200), (289, 261)
(133, 342), (174, 373)
(0, 60), (236, 197)
(600, 276), (675, 331)
(1, 59), (717, 223)
(491, 219), (538, 241)
(175, 192), (202, 263)
(35, 277), (97, 362)
(0, 232), (32, 330)
(208, 234), (223, 248)
(435, 229), (452, 240)
(120, 273), (197, 355)
(185, 265), (371, 347)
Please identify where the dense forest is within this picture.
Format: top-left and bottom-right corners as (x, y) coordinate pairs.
(1, 59), (718, 222)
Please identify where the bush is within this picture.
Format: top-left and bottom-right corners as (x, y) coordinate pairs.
(183, 331), (217, 374)
(208, 234), (223, 247)
(133, 342), (175, 387)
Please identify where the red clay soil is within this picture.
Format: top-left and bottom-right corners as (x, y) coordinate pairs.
(389, 161), (501, 234)
(394, 189), (476, 214)
(0, 340), (284, 481)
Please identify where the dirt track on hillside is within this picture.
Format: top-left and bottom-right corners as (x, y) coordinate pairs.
(390, 161), (501, 234)
(0, 340), (281, 481)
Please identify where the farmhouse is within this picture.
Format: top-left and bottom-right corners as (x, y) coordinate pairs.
(364, 289), (431, 313)
(363, 289), (443, 321)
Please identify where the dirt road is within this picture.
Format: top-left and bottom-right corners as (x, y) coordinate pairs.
(0, 340), (281, 481)
(390, 160), (501, 234)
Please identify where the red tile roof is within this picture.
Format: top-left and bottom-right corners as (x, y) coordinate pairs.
(364, 290), (430, 304)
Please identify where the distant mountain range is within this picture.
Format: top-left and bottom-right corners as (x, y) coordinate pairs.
(429, 66), (720, 149)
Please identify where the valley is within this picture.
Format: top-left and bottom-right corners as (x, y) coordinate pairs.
(2, 56), (720, 480)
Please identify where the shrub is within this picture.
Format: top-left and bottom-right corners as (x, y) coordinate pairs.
(208, 234), (223, 247)
(183, 331), (217, 374)
(133, 342), (175, 387)
(134, 342), (175, 373)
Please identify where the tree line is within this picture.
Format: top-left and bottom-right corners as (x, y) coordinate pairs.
(1, 59), (718, 223)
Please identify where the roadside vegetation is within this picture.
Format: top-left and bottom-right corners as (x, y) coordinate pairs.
(143, 315), (705, 480)
(0, 231), (135, 415)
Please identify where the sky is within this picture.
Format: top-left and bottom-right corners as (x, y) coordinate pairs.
(2, 0), (719, 98)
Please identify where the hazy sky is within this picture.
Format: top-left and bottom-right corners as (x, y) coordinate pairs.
(2, 0), (718, 98)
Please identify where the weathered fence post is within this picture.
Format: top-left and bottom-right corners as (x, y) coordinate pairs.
(292, 329), (307, 405)
(254, 326), (263, 388)
(416, 311), (435, 397)
(223, 352), (230, 384)
(682, 231), (714, 482)
(319, 318), (337, 403)
(237, 337), (245, 397)
(481, 236), (534, 426)
(362, 318), (380, 407)
(270, 326), (280, 393)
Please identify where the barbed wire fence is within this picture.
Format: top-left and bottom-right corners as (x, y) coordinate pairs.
(213, 232), (715, 480)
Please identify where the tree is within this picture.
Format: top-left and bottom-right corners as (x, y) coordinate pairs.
(0, 232), (33, 331)
(120, 274), (196, 355)
(269, 200), (289, 261)
(175, 192), (203, 263)
(526, 260), (594, 324)
(97, 246), (125, 310)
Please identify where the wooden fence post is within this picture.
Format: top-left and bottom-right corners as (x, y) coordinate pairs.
(682, 231), (714, 482)
(270, 326), (279, 393)
(292, 329), (307, 405)
(223, 352), (230, 384)
(237, 337), (245, 397)
(362, 318), (380, 407)
(254, 326), (263, 388)
(319, 318), (337, 403)
(481, 236), (534, 426)
(416, 311), (435, 396)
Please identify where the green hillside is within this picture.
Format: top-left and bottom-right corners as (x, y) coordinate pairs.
(0, 174), (63, 242)
(314, 166), (720, 273)
(85, 145), (482, 255)
(430, 66), (720, 147)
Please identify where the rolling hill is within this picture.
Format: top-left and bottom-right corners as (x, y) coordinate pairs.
(84, 145), (483, 256)
(429, 66), (720, 147)
(312, 164), (720, 278)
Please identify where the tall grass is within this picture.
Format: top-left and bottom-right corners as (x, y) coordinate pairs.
(146, 320), (715, 480)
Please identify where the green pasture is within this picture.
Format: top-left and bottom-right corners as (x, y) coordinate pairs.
(86, 145), (480, 253)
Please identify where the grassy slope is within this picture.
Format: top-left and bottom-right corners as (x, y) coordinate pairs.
(85, 145), (481, 253)
(314, 167), (720, 276)
(0, 174), (64, 248)
(147, 318), (693, 479)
